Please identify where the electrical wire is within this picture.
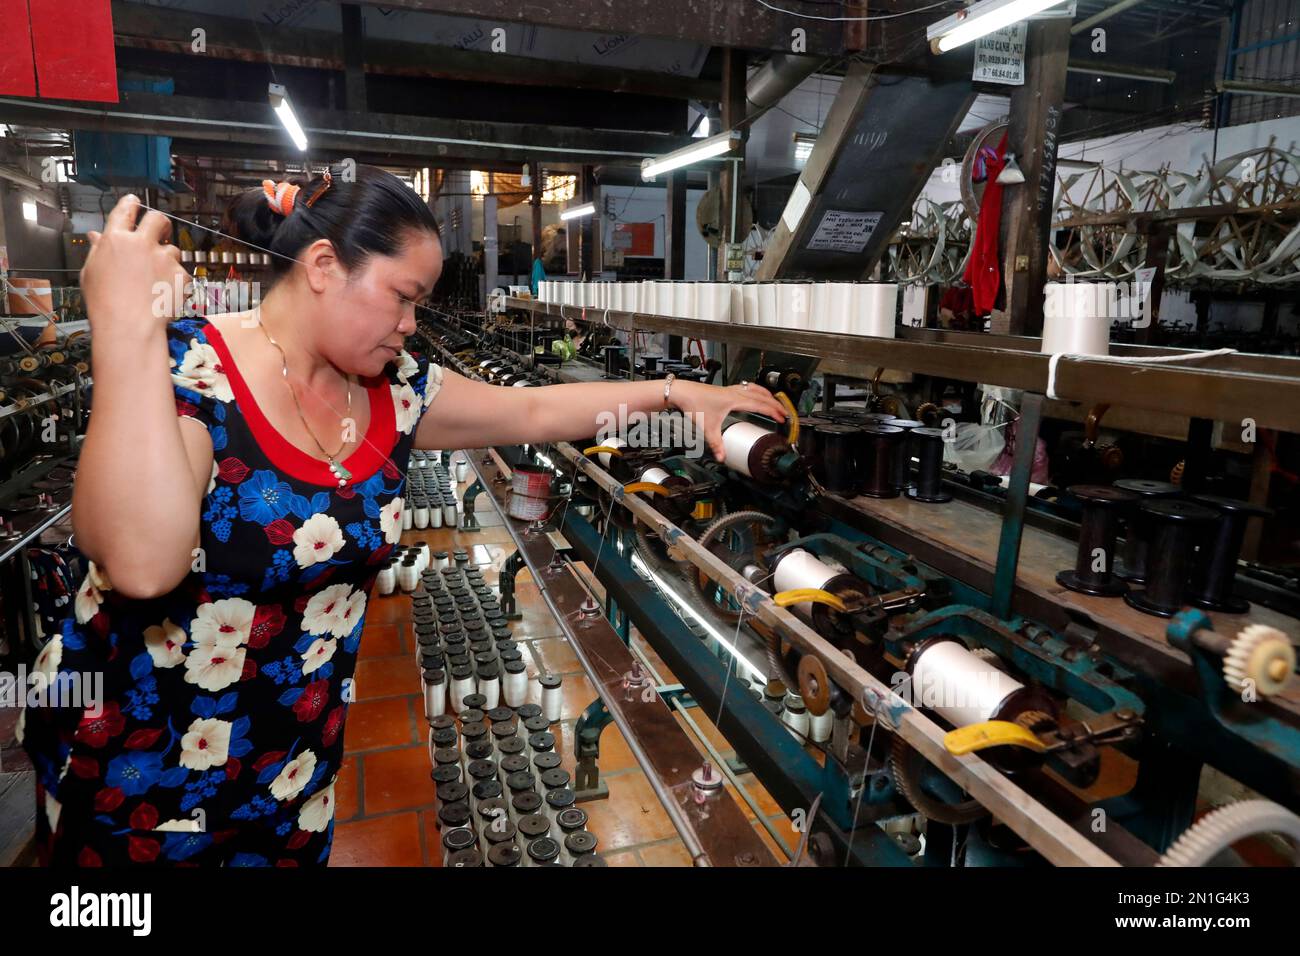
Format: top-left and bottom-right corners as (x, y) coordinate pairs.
(751, 0), (955, 21)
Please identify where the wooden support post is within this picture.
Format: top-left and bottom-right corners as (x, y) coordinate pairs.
(666, 169), (686, 280)
(341, 4), (366, 113)
(529, 160), (543, 265)
(1135, 221), (1172, 344)
(581, 165), (596, 279)
(718, 48), (747, 279)
(998, 18), (1070, 336)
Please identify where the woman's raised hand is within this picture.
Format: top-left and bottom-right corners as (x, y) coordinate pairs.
(671, 379), (790, 462)
(82, 194), (190, 339)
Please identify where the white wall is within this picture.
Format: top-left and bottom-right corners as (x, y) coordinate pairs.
(599, 184), (710, 279)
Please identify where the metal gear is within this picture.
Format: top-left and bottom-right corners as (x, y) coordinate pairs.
(1223, 624), (1296, 697)
(1157, 799), (1300, 867)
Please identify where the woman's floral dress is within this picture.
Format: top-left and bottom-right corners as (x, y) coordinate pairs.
(19, 317), (443, 866)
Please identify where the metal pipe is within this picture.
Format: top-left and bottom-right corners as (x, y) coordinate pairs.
(1072, 0), (1149, 34)
(745, 54), (822, 114)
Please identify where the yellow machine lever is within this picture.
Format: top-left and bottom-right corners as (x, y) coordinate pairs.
(772, 588), (848, 613)
(775, 391), (799, 446)
(584, 445), (623, 458)
(622, 481), (671, 497)
(944, 721), (1048, 756)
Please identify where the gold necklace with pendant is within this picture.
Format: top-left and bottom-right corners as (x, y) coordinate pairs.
(255, 315), (355, 487)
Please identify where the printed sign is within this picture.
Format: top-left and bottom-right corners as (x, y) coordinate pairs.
(806, 210), (883, 253)
(973, 23), (1027, 86)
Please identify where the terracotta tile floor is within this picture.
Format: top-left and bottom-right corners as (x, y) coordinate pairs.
(323, 475), (796, 866)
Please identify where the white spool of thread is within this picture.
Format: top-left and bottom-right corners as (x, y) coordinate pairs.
(910, 640), (1024, 728)
(414, 502), (429, 529)
(398, 561), (420, 593)
(639, 466), (671, 486)
(429, 506), (443, 528)
(1042, 282), (1111, 355)
(503, 660), (529, 707)
(782, 694), (810, 742)
(423, 669), (447, 721)
(540, 674), (563, 723)
(814, 282), (855, 334)
(756, 282), (780, 327)
(480, 671), (501, 710)
(777, 282), (812, 330)
(640, 280), (657, 315)
(449, 669), (477, 714)
(596, 436), (625, 469)
(730, 284), (744, 324)
(402, 502), (413, 530)
(671, 281), (696, 320)
(740, 283), (759, 326)
(771, 548), (838, 618)
(455, 456), (470, 482)
(658, 281), (678, 315)
(808, 709), (833, 744)
(720, 421), (771, 477)
(697, 283), (731, 322)
(625, 283), (640, 313)
(852, 283), (898, 338)
(376, 562), (396, 595)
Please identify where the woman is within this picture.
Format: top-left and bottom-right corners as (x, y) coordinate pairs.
(19, 165), (786, 866)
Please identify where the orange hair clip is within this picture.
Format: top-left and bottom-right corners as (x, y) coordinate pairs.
(262, 180), (300, 216)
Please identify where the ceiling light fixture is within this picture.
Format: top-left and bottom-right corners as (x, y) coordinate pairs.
(641, 129), (741, 181)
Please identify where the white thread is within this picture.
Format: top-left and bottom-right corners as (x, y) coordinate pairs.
(1046, 348), (1238, 400)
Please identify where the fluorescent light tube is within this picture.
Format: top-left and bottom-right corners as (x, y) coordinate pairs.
(641, 129), (740, 181)
(928, 0), (1069, 53)
(268, 83), (309, 152)
(22, 200), (38, 222)
(793, 133), (816, 162)
(559, 202), (596, 221)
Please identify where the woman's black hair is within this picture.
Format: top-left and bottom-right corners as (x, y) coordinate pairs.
(225, 163), (440, 284)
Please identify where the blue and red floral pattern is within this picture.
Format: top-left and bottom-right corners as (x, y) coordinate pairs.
(19, 318), (443, 866)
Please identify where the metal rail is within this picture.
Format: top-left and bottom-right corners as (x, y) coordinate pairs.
(465, 447), (777, 867)
(504, 297), (1300, 432)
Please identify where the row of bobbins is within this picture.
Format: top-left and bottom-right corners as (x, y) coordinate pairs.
(1057, 479), (1272, 617)
(803, 411), (950, 502)
(406, 450), (458, 530)
(428, 698), (601, 866)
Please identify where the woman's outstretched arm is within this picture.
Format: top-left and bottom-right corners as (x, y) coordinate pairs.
(71, 194), (213, 599)
(414, 365), (788, 462)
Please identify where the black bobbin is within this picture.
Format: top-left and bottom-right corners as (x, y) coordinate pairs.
(797, 416), (831, 460)
(601, 345), (626, 379)
(1123, 499), (1219, 618)
(1055, 485), (1137, 596)
(1187, 494), (1273, 614)
(885, 419), (924, 492)
(859, 424), (903, 498)
(1113, 478), (1180, 583)
(906, 427), (951, 503)
(812, 424), (860, 495)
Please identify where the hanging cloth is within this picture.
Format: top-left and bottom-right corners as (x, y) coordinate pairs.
(962, 134), (1009, 316)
